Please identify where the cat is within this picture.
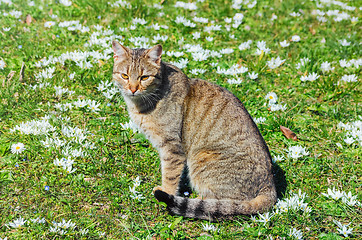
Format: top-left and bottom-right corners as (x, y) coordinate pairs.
(111, 41), (277, 220)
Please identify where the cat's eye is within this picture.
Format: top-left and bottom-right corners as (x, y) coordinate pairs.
(121, 73), (129, 80)
(140, 76), (149, 81)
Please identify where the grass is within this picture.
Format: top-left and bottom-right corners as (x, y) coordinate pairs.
(0, 0), (361, 239)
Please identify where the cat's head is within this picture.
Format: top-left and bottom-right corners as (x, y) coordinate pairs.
(112, 41), (163, 98)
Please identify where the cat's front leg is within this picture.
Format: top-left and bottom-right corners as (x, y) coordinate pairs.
(153, 143), (186, 195)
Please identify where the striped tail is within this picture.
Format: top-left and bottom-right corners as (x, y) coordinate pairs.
(154, 190), (276, 221)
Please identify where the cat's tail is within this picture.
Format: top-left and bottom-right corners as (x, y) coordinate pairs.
(154, 190), (276, 221)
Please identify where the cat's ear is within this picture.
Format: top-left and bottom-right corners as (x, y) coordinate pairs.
(112, 41), (129, 61)
(145, 44), (162, 65)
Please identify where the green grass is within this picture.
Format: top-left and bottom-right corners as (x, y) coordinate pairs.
(0, 0), (361, 239)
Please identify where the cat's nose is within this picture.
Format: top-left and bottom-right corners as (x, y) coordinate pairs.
(130, 86), (138, 94)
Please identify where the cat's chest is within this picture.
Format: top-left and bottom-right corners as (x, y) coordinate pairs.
(128, 111), (164, 148)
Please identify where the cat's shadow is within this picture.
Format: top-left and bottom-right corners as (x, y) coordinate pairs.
(272, 163), (287, 199)
(177, 163), (287, 200)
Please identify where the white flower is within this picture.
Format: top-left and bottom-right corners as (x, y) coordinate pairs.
(291, 35), (301, 42)
(30, 217), (46, 224)
(205, 36), (213, 41)
(7, 217), (27, 228)
(272, 155), (284, 163)
(320, 61), (334, 72)
(11, 143), (25, 154)
(201, 223), (217, 232)
(255, 40), (271, 55)
(290, 12), (301, 17)
(53, 219), (76, 229)
(266, 57), (285, 69)
(265, 92), (278, 104)
(239, 40), (252, 50)
(254, 117), (266, 124)
(88, 100), (101, 112)
(233, 13), (244, 22)
(343, 137), (355, 144)
(270, 103), (287, 111)
(69, 72), (75, 79)
(170, 58), (188, 69)
(0, 59), (6, 69)
(333, 220), (353, 238)
(342, 191), (361, 206)
(256, 212), (274, 225)
(300, 72), (320, 82)
(341, 74), (358, 82)
(80, 228), (89, 235)
(132, 17), (147, 25)
(193, 16), (208, 23)
(289, 228), (303, 240)
(44, 21), (56, 28)
(192, 32), (201, 39)
(275, 190), (310, 214)
(73, 99), (88, 108)
(133, 176), (141, 187)
(227, 78), (243, 84)
(59, 0), (72, 6)
(338, 39), (351, 46)
(175, 1), (197, 10)
(322, 187), (345, 200)
(288, 145), (309, 159)
(248, 71), (258, 79)
(280, 40), (290, 47)
(219, 48), (234, 55)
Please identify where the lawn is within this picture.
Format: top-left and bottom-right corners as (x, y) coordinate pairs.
(0, 0), (361, 239)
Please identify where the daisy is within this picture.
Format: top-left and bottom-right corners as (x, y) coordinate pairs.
(44, 21), (56, 28)
(11, 143), (25, 154)
(265, 92), (278, 104)
(291, 35), (301, 42)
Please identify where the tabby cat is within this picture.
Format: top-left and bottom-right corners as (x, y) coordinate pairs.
(112, 41), (277, 220)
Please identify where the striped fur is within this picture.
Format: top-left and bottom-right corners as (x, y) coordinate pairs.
(112, 41), (277, 220)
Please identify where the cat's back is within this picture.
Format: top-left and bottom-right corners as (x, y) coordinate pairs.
(182, 78), (271, 161)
